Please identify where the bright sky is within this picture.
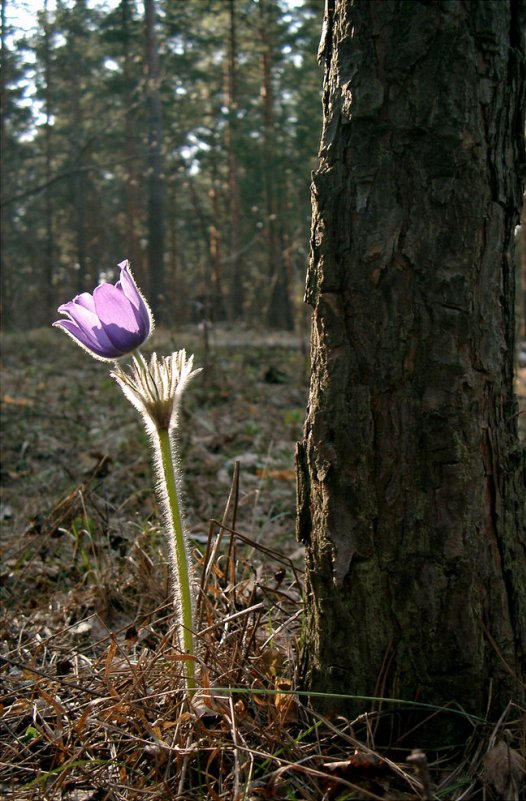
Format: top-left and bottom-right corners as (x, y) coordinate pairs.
(6, 0), (309, 36)
(6, 0), (55, 33)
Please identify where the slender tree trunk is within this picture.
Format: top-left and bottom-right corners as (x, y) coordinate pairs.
(297, 0), (526, 735)
(66, 19), (87, 293)
(167, 177), (179, 318)
(122, 0), (144, 285)
(225, 0), (243, 321)
(0, 0), (9, 328)
(43, 0), (55, 323)
(259, 0), (294, 330)
(520, 200), (526, 343)
(209, 157), (227, 320)
(144, 0), (165, 322)
(188, 177), (216, 322)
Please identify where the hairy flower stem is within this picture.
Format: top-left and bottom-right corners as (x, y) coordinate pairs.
(156, 427), (195, 692)
(112, 349), (200, 693)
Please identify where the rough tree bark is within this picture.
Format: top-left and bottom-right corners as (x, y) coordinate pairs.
(297, 0), (526, 730)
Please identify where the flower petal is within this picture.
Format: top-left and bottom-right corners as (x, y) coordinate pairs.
(53, 319), (123, 359)
(54, 258), (152, 361)
(58, 299), (97, 324)
(93, 282), (144, 352)
(117, 262), (140, 306)
(116, 262), (152, 338)
(58, 300), (119, 353)
(93, 282), (139, 331)
(58, 301), (124, 356)
(73, 292), (97, 313)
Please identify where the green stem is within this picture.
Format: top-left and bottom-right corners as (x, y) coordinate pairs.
(157, 427), (195, 692)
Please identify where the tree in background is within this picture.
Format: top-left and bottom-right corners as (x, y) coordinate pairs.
(225, 0), (243, 321)
(0, 0), (322, 332)
(109, 0), (145, 287)
(297, 0), (526, 735)
(63, 0), (90, 295)
(40, 0), (55, 323)
(259, 0), (294, 330)
(1, 0), (51, 328)
(144, 0), (165, 323)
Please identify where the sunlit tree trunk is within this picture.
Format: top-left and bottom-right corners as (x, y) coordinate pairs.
(144, 0), (165, 322)
(297, 0), (526, 734)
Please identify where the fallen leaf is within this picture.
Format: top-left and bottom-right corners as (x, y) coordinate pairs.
(275, 679), (298, 724)
(483, 740), (526, 800)
(1, 394), (34, 407)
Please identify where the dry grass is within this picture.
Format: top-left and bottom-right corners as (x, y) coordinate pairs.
(1, 327), (525, 799)
(2, 482), (525, 800)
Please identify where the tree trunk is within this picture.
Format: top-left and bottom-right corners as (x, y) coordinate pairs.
(297, 0), (526, 734)
(0, 0), (9, 328)
(167, 176), (179, 318)
(187, 175), (222, 323)
(144, 0), (165, 322)
(43, 0), (55, 324)
(225, 0), (243, 321)
(122, 0), (144, 288)
(259, 0), (294, 331)
(67, 19), (87, 294)
(520, 200), (526, 344)
(208, 157), (227, 321)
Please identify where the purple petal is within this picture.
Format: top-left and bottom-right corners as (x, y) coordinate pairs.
(56, 299), (125, 357)
(116, 262), (152, 338)
(93, 283), (139, 330)
(93, 282), (145, 352)
(53, 258), (152, 360)
(58, 300), (116, 351)
(58, 299), (97, 323)
(117, 263), (141, 306)
(53, 319), (123, 359)
(73, 292), (97, 313)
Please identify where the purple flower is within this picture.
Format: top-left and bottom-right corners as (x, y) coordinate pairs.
(53, 260), (153, 361)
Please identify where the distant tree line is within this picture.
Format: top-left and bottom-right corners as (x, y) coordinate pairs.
(0, 0), (322, 330)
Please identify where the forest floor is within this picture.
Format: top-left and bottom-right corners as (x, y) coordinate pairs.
(1, 325), (525, 800)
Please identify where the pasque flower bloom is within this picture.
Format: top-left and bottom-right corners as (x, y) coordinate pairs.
(54, 261), (200, 693)
(53, 260), (153, 360)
